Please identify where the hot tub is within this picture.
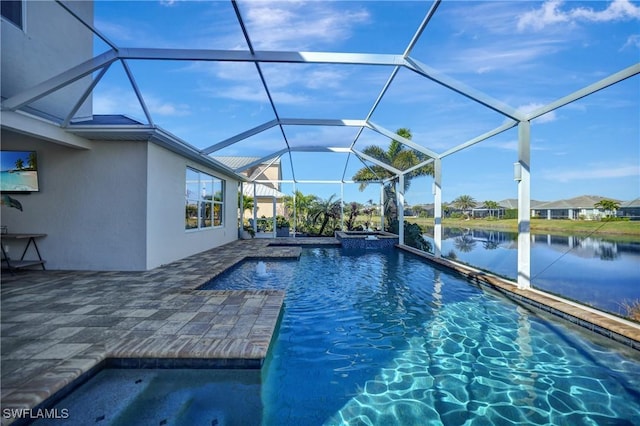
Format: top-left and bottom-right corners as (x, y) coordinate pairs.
(334, 230), (399, 250)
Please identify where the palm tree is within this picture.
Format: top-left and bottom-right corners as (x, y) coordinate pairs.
(344, 201), (362, 231)
(483, 200), (500, 218)
(283, 191), (318, 232)
(362, 199), (376, 229)
(309, 194), (342, 236)
(594, 199), (620, 219)
(239, 193), (254, 220)
(452, 195), (476, 218)
(352, 128), (433, 228)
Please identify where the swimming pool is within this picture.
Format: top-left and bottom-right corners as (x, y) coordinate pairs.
(205, 247), (640, 425)
(40, 247), (640, 425)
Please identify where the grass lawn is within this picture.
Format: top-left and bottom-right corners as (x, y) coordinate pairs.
(405, 216), (640, 241)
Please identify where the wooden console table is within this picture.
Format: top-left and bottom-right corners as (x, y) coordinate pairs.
(1, 233), (47, 271)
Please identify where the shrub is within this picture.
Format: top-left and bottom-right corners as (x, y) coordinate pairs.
(390, 219), (432, 253)
(276, 215), (290, 228)
(621, 299), (640, 322)
(503, 209), (517, 219)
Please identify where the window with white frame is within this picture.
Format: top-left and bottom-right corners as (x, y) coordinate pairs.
(1, 0), (23, 29)
(185, 167), (224, 230)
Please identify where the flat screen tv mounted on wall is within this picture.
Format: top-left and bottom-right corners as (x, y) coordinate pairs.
(0, 150), (40, 193)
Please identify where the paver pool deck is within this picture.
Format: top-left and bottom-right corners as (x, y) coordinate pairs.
(0, 238), (337, 424)
(1, 237), (638, 425)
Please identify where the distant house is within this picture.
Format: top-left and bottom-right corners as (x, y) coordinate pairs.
(532, 195), (622, 220)
(214, 156), (286, 218)
(618, 198), (640, 221)
(471, 199), (544, 218)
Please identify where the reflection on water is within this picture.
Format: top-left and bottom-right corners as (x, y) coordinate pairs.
(423, 227), (640, 316)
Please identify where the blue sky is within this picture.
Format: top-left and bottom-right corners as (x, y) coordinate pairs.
(90, 0), (640, 205)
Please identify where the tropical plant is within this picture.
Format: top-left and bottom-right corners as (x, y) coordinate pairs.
(242, 224), (255, 238)
(362, 199), (376, 229)
(344, 202), (362, 231)
(1, 195), (23, 211)
(309, 194), (342, 236)
(452, 195), (477, 218)
(352, 128), (434, 230)
(412, 205), (425, 218)
(483, 200), (500, 219)
(276, 215), (290, 228)
(283, 191), (318, 232)
(389, 219), (432, 252)
(239, 193), (254, 217)
(621, 299), (640, 322)
(594, 199), (620, 218)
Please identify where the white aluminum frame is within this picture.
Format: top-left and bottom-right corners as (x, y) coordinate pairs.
(1, 0), (638, 289)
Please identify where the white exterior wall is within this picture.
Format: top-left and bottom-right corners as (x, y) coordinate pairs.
(1, 130), (148, 270)
(1, 1), (93, 121)
(146, 143), (238, 270)
(2, 130), (241, 271)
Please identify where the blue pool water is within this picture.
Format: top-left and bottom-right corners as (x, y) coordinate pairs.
(207, 248), (640, 425)
(42, 247), (640, 425)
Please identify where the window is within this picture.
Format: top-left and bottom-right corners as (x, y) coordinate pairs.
(185, 167), (224, 230)
(1, 0), (23, 29)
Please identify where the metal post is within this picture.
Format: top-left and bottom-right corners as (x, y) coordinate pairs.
(516, 121), (531, 290)
(433, 158), (442, 257)
(398, 174), (405, 245)
(380, 183), (385, 231)
(272, 196), (276, 238)
(293, 182), (297, 238)
(239, 182), (244, 237)
(252, 183), (258, 233)
(340, 182), (344, 231)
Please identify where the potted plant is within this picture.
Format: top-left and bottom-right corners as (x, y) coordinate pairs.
(276, 215), (290, 237)
(241, 224), (255, 239)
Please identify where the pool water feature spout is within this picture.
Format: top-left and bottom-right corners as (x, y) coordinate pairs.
(256, 261), (268, 278)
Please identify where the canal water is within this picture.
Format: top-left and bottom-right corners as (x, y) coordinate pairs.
(423, 227), (640, 317)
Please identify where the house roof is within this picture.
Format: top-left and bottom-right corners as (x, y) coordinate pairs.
(535, 195), (622, 210)
(242, 183), (286, 199)
(620, 198), (640, 208)
(214, 156), (281, 171)
(498, 199), (545, 209)
(72, 114), (145, 126)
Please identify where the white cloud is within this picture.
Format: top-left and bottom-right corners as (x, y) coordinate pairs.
(517, 103), (557, 123)
(242, 1), (370, 50)
(93, 88), (190, 118)
(571, 0), (640, 22)
(146, 96), (191, 117)
(518, 0), (640, 31)
(540, 163), (640, 182)
(517, 0), (570, 31)
(621, 34), (640, 50)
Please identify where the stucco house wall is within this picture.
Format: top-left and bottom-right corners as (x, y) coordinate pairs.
(146, 143), (238, 269)
(1, 130), (148, 270)
(2, 130), (241, 271)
